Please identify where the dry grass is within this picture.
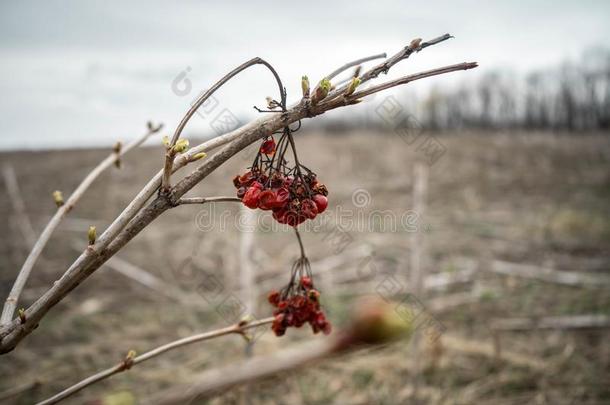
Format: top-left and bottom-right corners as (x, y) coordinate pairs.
(1, 131), (609, 404)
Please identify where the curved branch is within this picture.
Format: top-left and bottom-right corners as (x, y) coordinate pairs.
(36, 317), (273, 405)
(161, 58), (286, 192)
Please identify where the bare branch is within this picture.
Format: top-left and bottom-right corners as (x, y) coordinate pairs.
(327, 33), (453, 100)
(318, 62), (478, 109)
(0, 123), (163, 326)
(2, 164), (37, 247)
(177, 196), (241, 205)
(325, 52), (387, 81)
(36, 318), (273, 405)
(491, 314), (610, 331)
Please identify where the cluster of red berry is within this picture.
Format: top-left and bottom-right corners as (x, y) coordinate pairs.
(232, 134), (329, 226)
(268, 275), (331, 336)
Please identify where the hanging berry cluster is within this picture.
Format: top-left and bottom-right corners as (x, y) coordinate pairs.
(267, 257), (331, 336)
(232, 127), (329, 226)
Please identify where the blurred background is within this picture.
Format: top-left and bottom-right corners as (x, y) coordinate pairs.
(1, 1), (609, 404)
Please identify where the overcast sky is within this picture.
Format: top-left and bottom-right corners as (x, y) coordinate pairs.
(1, 0), (609, 150)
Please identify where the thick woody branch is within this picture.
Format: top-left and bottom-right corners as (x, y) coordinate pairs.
(0, 36), (477, 353)
(0, 123), (162, 326)
(37, 318), (274, 405)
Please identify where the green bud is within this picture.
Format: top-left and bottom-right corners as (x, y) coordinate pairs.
(312, 78), (332, 104)
(88, 226), (97, 246)
(191, 152), (207, 161)
(162, 135), (170, 147)
(345, 77), (361, 96)
(18, 308), (26, 323)
(172, 139), (190, 154)
(52, 190), (64, 207)
(301, 75), (310, 97)
(122, 349), (137, 370)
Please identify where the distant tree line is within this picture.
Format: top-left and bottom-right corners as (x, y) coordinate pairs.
(315, 48), (610, 133)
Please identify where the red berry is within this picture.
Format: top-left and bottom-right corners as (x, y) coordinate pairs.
(233, 175), (241, 188)
(274, 187), (290, 207)
(300, 199), (319, 220)
(300, 276), (313, 289)
(260, 138), (276, 155)
(239, 171), (255, 186)
(272, 207), (288, 224)
(258, 189), (277, 210)
(312, 194), (328, 213)
(268, 290), (280, 307)
(242, 186), (261, 209)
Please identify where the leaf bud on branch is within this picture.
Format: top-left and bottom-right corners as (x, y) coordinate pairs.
(52, 190), (64, 207)
(87, 226), (97, 246)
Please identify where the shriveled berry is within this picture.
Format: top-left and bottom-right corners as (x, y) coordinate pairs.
(274, 187), (290, 207)
(239, 171), (255, 186)
(260, 138), (276, 155)
(307, 289), (320, 301)
(300, 199), (319, 219)
(313, 182), (328, 196)
(242, 186), (261, 209)
(233, 175), (241, 188)
(258, 189), (277, 210)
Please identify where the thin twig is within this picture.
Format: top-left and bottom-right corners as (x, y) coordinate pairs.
(326, 33), (453, 100)
(176, 196), (241, 205)
(2, 164), (37, 248)
(344, 62), (478, 100)
(325, 52), (388, 80)
(36, 317), (274, 405)
(0, 123), (162, 326)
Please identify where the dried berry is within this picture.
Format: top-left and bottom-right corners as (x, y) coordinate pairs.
(260, 138), (276, 155)
(242, 186), (261, 209)
(258, 189), (277, 210)
(267, 258), (331, 337)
